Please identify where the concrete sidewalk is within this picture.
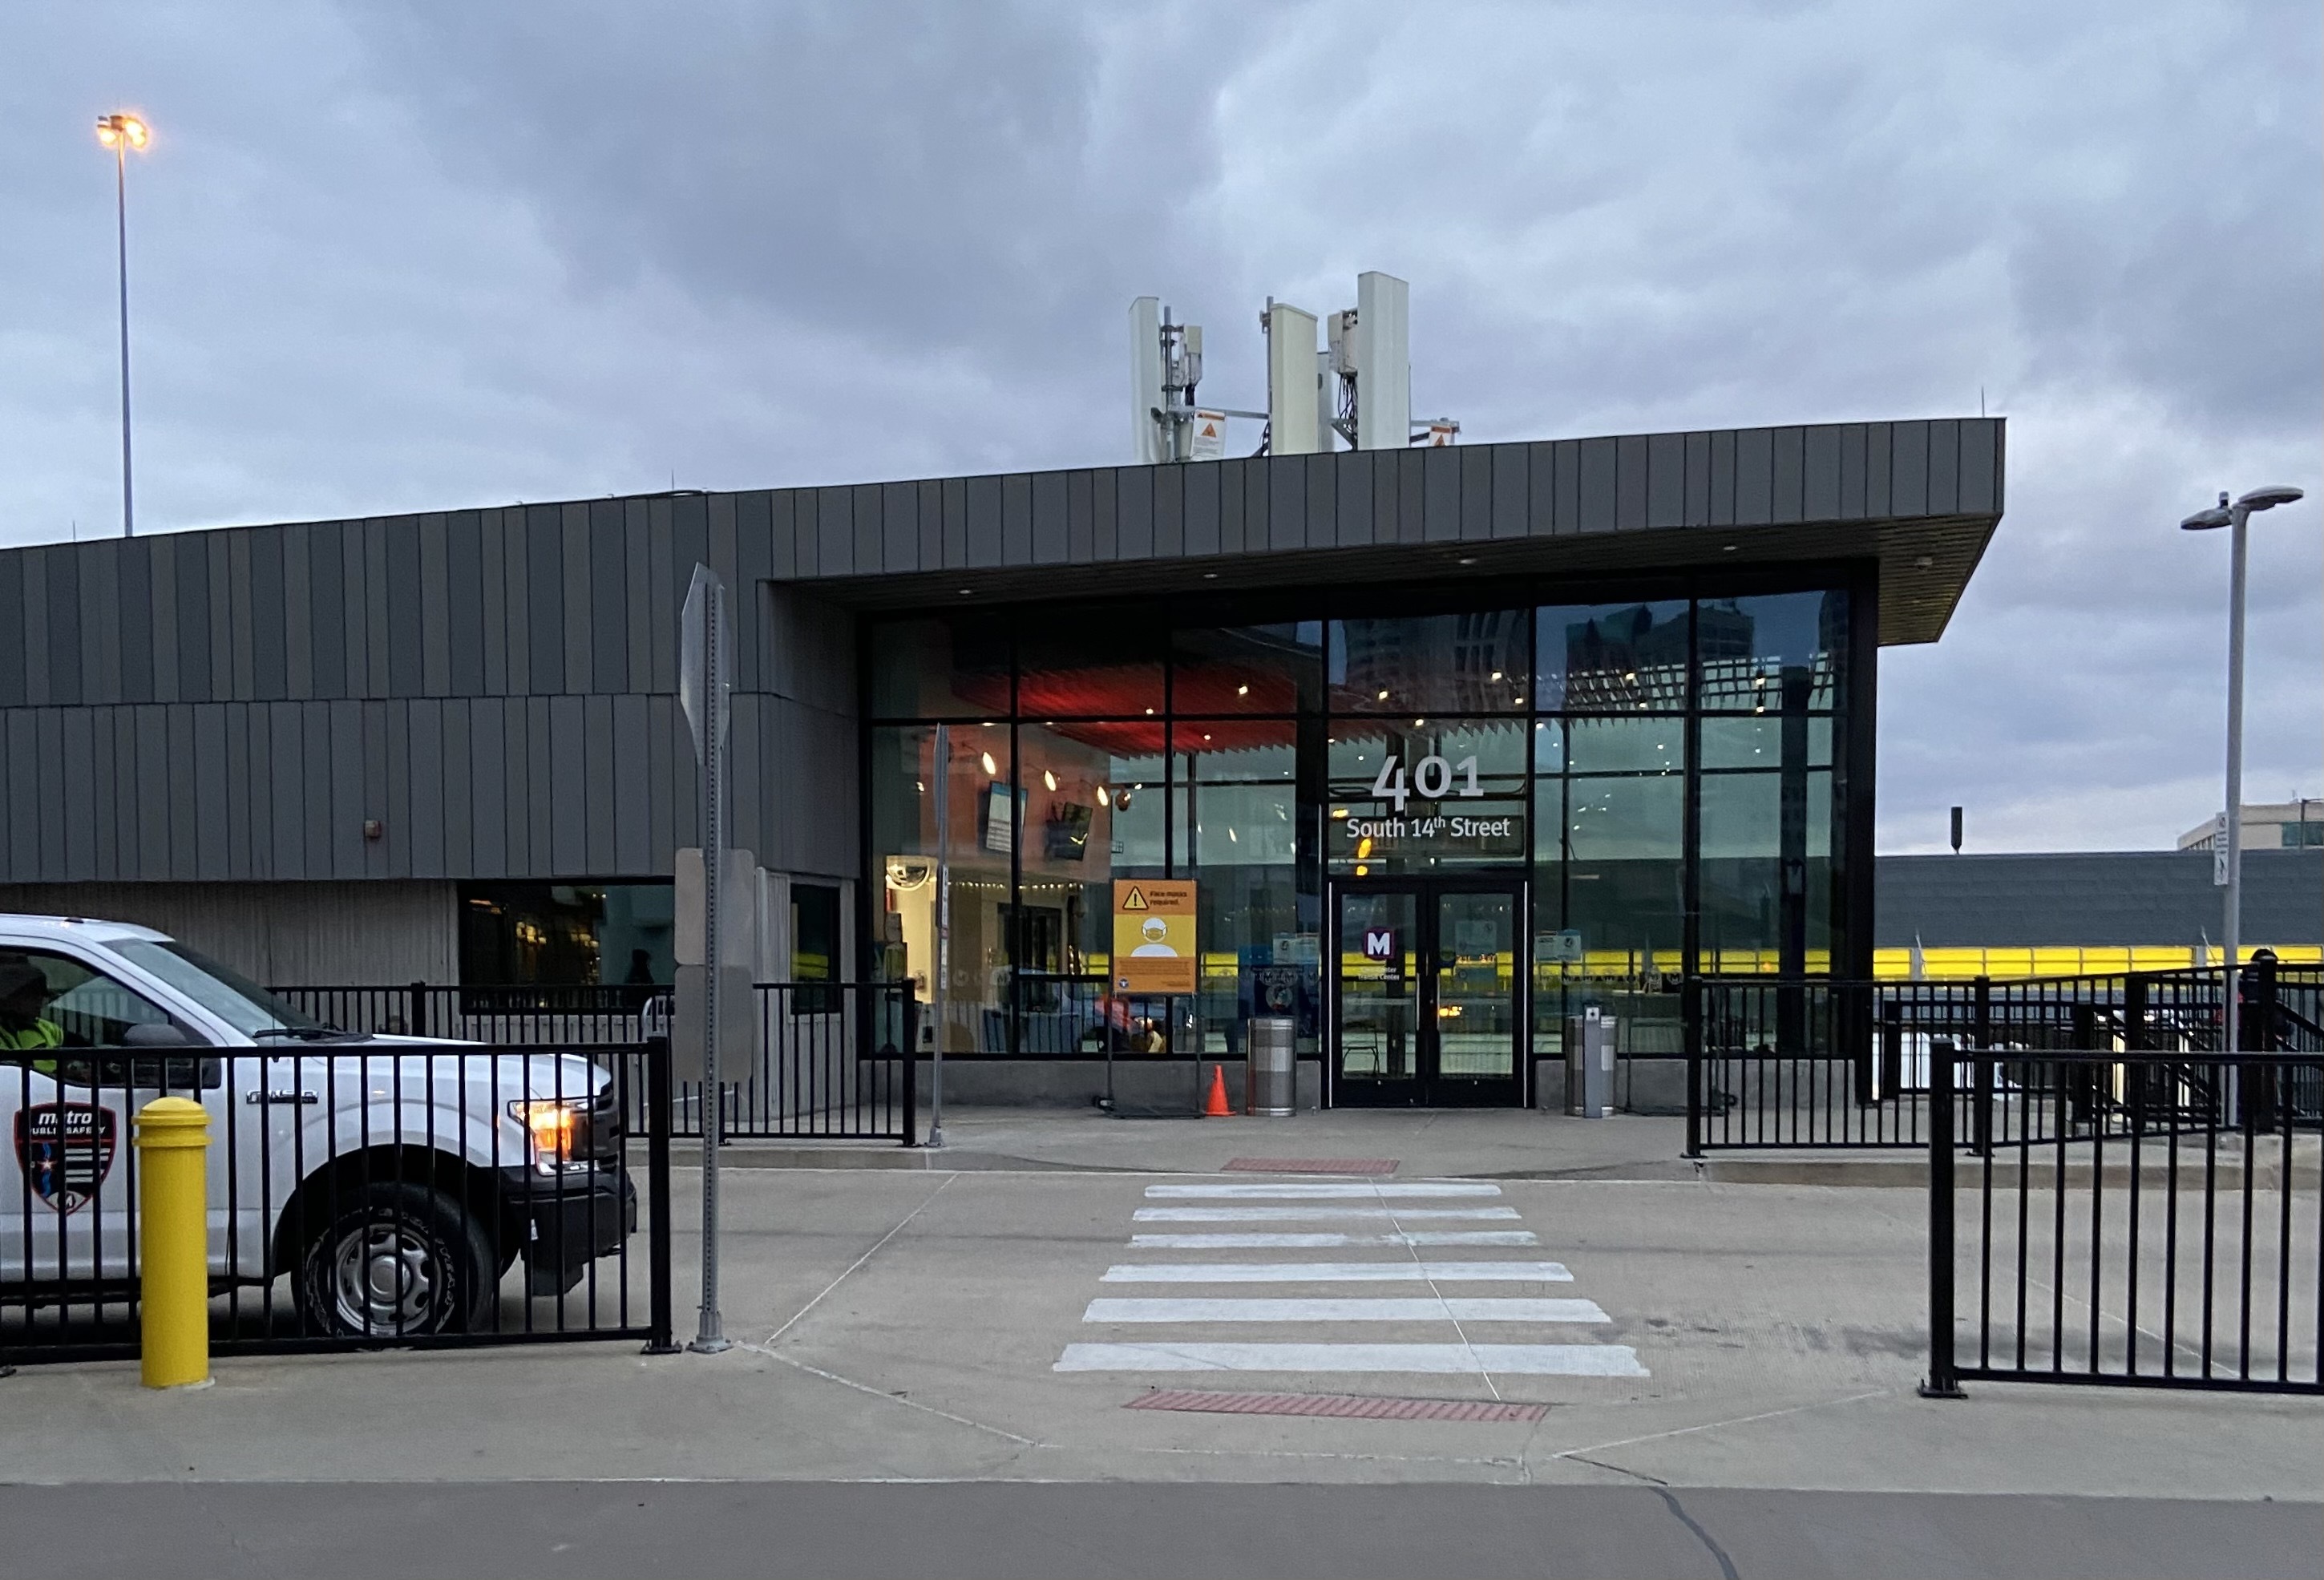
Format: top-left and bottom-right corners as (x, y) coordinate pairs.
(701, 1104), (1959, 1187)
(4, 1167), (2315, 1500)
(713, 1105), (1711, 1179)
(696, 1103), (2318, 1190)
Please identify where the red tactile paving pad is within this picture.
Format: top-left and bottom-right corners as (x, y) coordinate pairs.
(1223, 1158), (1399, 1175)
(1126, 1390), (1548, 1422)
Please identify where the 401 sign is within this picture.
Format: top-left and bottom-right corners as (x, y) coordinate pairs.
(1368, 754), (1482, 813)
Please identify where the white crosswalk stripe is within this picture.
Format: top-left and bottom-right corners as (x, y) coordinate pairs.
(1084, 1298), (1610, 1323)
(1056, 1342), (1649, 1376)
(1130, 1230), (1538, 1249)
(1051, 1179), (1650, 1383)
(1100, 1261), (1573, 1283)
(1134, 1206), (1522, 1222)
(1145, 1182), (1505, 1199)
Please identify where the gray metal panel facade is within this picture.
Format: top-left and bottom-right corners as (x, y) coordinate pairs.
(1875, 851), (2324, 948)
(0, 418), (2002, 887)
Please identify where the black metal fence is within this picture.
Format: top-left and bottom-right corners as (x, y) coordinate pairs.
(1687, 963), (2322, 1153)
(1922, 1038), (2322, 1396)
(3, 1040), (673, 1366)
(271, 981), (919, 1144)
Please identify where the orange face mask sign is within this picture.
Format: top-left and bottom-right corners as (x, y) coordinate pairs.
(1112, 880), (1197, 995)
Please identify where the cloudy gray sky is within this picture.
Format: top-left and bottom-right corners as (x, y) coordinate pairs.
(5, 2), (2318, 853)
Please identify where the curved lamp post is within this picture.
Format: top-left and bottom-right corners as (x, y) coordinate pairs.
(2180, 483), (2306, 1055)
(95, 112), (150, 539)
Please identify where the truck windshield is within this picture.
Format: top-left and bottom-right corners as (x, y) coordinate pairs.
(110, 940), (336, 1038)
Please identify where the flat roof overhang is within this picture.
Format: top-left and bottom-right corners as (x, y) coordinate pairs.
(786, 419), (2003, 646)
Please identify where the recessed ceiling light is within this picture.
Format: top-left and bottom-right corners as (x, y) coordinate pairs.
(1457, 556), (1477, 566)
(957, 587), (974, 595)
(1721, 544), (1738, 553)
(1202, 571), (1219, 579)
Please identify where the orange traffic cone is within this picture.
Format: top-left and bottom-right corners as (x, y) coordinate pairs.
(1201, 1063), (1233, 1117)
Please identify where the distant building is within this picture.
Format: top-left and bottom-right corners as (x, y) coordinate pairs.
(1874, 849), (2324, 978)
(2178, 801), (2324, 851)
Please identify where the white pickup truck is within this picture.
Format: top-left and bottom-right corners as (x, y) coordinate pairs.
(2, 915), (634, 1339)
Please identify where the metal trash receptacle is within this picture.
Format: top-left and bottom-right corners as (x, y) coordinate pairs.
(1565, 1009), (1615, 1118)
(1246, 1016), (1297, 1117)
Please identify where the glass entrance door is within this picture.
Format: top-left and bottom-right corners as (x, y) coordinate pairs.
(1333, 880), (1523, 1106)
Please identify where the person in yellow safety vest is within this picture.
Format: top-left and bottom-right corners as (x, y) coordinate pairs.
(0, 960), (66, 1069)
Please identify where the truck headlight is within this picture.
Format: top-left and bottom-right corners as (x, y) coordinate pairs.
(509, 1097), (594, 1175)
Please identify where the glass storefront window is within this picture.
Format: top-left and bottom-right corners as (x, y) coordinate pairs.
(1538, 600), (1688, 712)
(1329, 611), (1530, 714)
(869, 721), (1013, 1053)
(1173, 728), (1315, 1056)
(864, 579), (1861, 1064)
(1541, 761), (1686, 1054)
(1565, 715), (1687, 774)
(1328, 718), (1528, 875)
(1012, 723), (1166, 1053)
(867, 615), (1011, 718)
(1700, 715), (1834, 770)
(1696, 591), (1845, 710)
(1171, 622), (1323, 713)
(458, 882), (673, 996)
(1698, 761), (1837, 975)
(1017, 612), (1166, 719)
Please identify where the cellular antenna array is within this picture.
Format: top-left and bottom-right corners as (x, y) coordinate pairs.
(1131, 273), (1457, 463)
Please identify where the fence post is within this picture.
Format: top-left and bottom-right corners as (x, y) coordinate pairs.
(2124, 972), (2150, 1126)
(1880, 999), (1904, 1103)
(409, 980), (429, 1040)
(2240, 954), (2278, 1129)
(642, 1036), (679, 1355)
(900, 989), (920, 1147)
(1970, 975), (1994, 1158)
(1920, 1037), (1965, 1397)
(2068, 1002), (2098, 1131)
(1683, 976), (1704, 1158)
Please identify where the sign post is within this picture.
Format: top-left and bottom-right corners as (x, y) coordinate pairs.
(679, 563), (734, 1354)
(928, 724), (949, 1148)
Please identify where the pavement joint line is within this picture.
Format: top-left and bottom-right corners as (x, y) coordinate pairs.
(738, 1346), (1048, 1451)
(670, 1162), (1752, 1187)
(2022, 1271), (2211, 1371)
(1536, 1388), (1890, 1469)
(759, 1172), (960, 1349)
(1380, 1180), (1504, 1403)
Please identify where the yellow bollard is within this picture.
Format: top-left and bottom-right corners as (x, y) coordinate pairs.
(134, 1096), (211, 1389)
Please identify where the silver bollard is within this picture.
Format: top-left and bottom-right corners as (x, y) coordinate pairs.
(1245, 1016), (1297, 1117)
(1566, 1008), (1616, 1118)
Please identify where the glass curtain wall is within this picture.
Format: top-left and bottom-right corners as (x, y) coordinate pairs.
(868, 613), (1324, 1061)
(868, 585), (1853, 1068)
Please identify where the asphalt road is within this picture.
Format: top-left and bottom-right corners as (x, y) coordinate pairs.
(2, 1481), (2314, 1579)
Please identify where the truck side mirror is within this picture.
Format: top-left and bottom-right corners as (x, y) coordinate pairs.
(123, 1022), (190, 1048)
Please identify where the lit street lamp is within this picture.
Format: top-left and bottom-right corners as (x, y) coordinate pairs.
(2180, 483), (2306, 1055)
(95, 112), (150, 539)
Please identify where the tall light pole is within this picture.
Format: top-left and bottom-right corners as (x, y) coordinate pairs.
(95, 112), (150, 539)
(2180, 483), (2306, 1055)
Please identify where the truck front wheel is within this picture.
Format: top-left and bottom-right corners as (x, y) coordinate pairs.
(296, 1182), (497, 1339)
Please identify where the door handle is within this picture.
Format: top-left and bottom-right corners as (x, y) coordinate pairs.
(246, 1089), (319, 1105)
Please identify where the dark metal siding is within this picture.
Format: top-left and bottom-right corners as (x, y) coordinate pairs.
(0, 418), (1999, 886)
(1877, 851), (2324, 949)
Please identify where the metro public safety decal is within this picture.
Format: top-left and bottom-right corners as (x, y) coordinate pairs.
(14, 1102), (119, 1214)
